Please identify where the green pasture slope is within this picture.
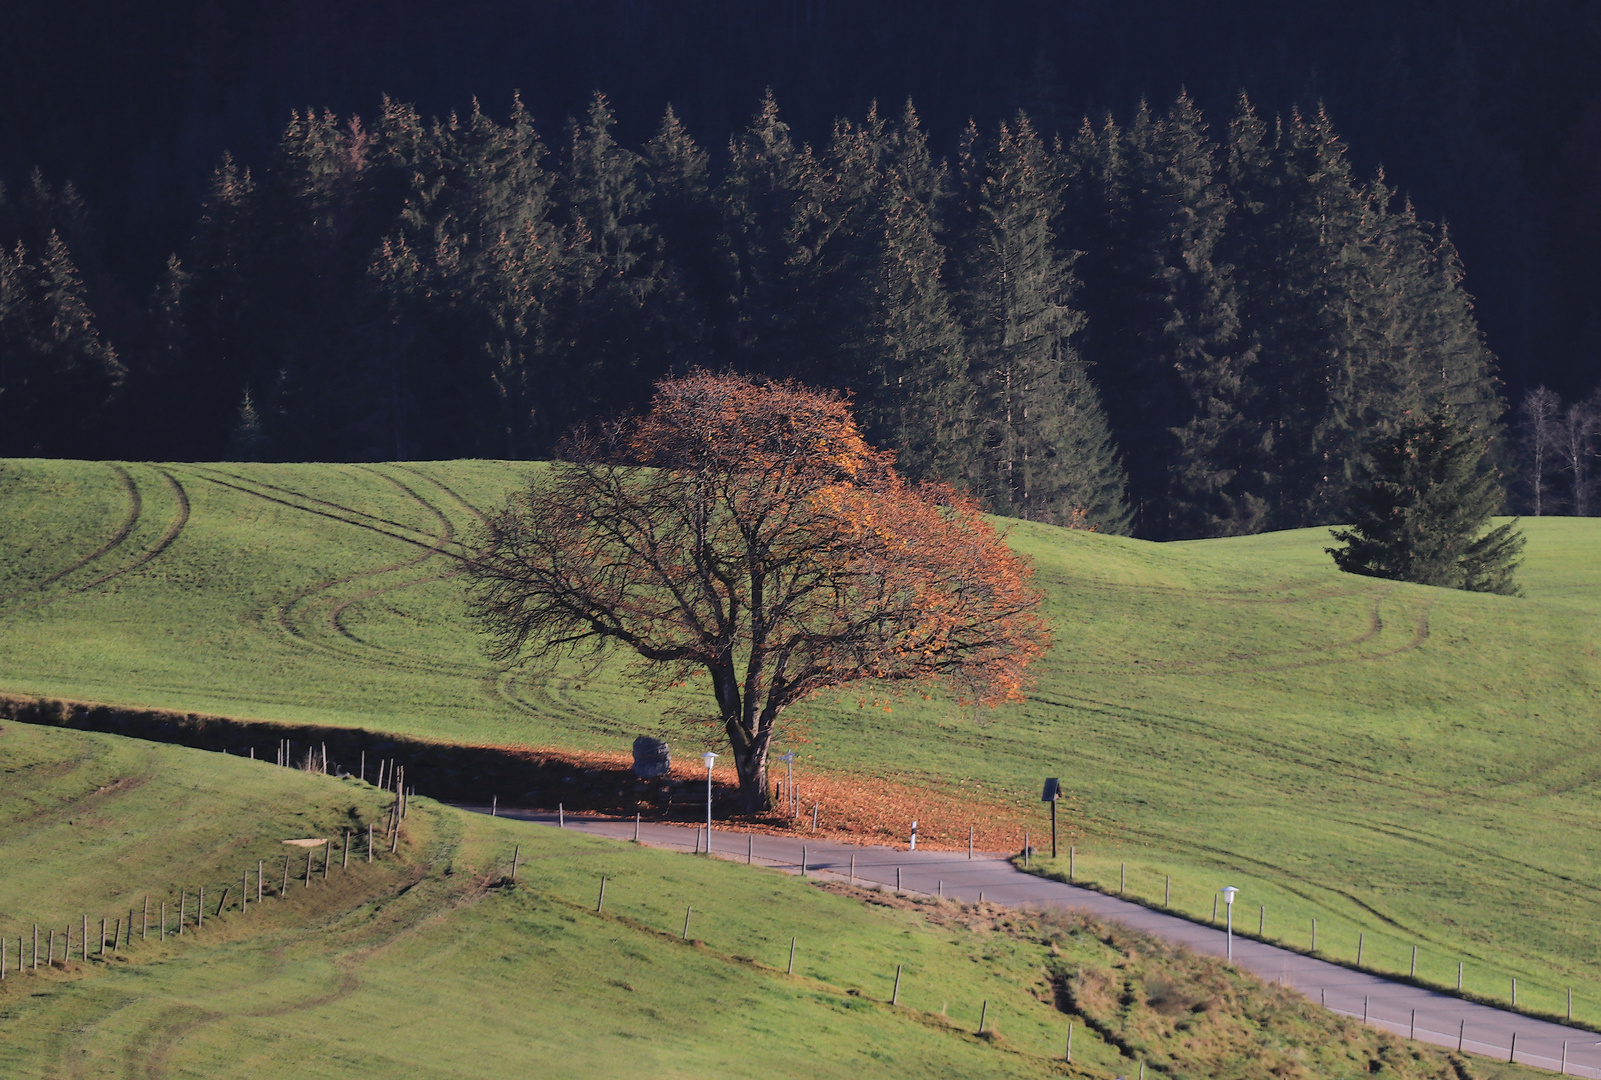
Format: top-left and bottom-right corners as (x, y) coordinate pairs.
(0, 459), (1598, 1027)
(1, 722), (1499, 1080)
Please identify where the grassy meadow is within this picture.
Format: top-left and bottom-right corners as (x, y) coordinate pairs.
(0, 458), (1598, 1029)
(0, 720), (1501, 1080)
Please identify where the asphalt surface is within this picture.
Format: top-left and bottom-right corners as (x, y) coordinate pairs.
(463, 807), (1599, 1077)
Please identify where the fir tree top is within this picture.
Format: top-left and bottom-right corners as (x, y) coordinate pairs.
(1327, 410), (1523, 594)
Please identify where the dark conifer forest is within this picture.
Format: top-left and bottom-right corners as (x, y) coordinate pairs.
(1, 0), (1598, 535)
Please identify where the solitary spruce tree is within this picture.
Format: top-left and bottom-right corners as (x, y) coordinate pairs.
(1327, 411), (1523, 594)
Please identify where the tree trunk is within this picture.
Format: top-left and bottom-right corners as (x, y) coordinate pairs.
(724, 711), (772, 814)
(733, 748), (770, 814)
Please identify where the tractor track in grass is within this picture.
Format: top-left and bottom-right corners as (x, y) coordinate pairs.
(389, 463), (493, 529)
(490, 664), (644, 737)
(1044, 685), (1601, 852)
(1102, 821), (1454, 944)
(1107, 814), (1601, 986)
(0, 739), (159, 835)
(1044, 573), (1373, 605)
(320, 467), (496, 673)
(1247, 601), (1432, 673)
(257, 467), (463, 670)
(185, 467), (471, 563)
(1027, 690), (1450, 796)
(130, 821), (494, 1080)
(1053, 588), (1394, 675)
(176, 465), (501, 678)
(1035, 695), (1494, 808)
(179, 464), (461, 663)
(4, 468), (191, 616)
(1340, 816), (1601, 903)
(1456, 736), (1601, 800)
(219, 464), (494, 680)
(1053, 590), (1434, 680)
(61, 469), (191, 596)
(0, 462), (141, 608)
(190, 465), (467, 545)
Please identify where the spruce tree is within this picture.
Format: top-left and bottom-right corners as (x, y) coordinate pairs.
(0, 231), (124, 456)
(1227, 102), (1371, 528)
(642, 105), (716, 368)
(151, 154), (265, 457)
(1225, 99), (1501, 531)
(861, 101), (970, 483)
(717, 91), (823, 382)
(555, 92), (673, 426)
(791, 101), (969, 483)
(225, 388), (271, 460)
(951, 114), (1129, 530)
(1062, 93), (1258, 538)
(1328, 410), (1523, 594)
(366, 96), (566, 457)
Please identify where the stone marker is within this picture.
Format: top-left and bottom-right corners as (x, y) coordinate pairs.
(632, 736), (671, 779)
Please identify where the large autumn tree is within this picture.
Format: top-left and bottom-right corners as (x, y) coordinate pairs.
(467, 371), (1050, 811)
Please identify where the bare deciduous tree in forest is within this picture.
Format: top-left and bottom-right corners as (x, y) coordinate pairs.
(1554, 395), (1598, 517)
(1518, 386), (1562, 516)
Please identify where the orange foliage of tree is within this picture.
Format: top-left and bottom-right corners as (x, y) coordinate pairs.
(467, 371), (1049, 811)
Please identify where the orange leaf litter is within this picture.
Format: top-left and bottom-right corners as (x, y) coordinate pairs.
(480, 743), (1084, 854)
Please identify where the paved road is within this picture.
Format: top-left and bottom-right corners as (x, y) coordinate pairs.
(465, 808), (1598, 1077)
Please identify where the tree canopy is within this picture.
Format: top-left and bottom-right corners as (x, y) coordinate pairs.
(1327, 410), (1523, 594)
(0, 89), (1514, 535)
(466, 371), (1050, 810)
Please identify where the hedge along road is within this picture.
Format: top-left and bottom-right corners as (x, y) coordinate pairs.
(468, 807), (1600, 1079)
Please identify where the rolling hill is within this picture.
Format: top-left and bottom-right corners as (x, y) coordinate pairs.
(0, 720), (1506, 1079)
(1, 457), (1597, 1027)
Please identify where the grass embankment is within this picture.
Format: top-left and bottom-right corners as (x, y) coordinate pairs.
(1, 721), (1516, 1080)
(0, 459), (1598, 1027)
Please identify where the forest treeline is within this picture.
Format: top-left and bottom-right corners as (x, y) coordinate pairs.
(0, 90), (1539, 538)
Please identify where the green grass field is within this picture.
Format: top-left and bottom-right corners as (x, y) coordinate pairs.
(1, 458), (1598, 1030)
(2, 720), (1501, 1079)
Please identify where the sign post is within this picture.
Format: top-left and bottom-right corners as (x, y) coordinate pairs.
(1041, 778), (1061, 859)
(778, 750), (797, 818)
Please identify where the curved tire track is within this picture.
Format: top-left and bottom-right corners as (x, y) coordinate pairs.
(389, 464), (493, 529)
(192, 465), (453, 539)
(1055, 589), (1394, 676)
(243, 465), (492, 680)
(171, 464), (469, 668)
(8, 469), (191, 614)
(185, 467), (469, 563)
(1245, 601), (1431, 673)
(314, 466), (500, 675)
(269, 471), (454, 648)
(63, 468), (191, 593)
(0, 462), (142, 609)
(131, 825), (490, 1079)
